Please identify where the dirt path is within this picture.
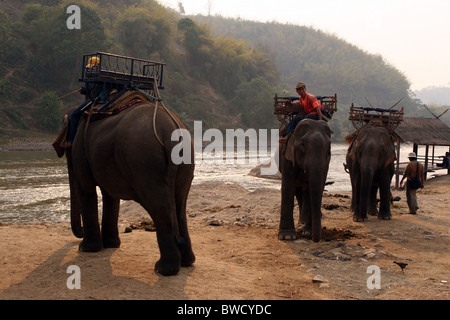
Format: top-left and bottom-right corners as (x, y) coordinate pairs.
(0, 176), (449, 300)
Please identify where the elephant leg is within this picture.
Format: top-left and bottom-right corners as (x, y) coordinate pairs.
(154, 212), (181, 276)
(353, 171), (366, 222)
(378, 173), (392, 220)
(295, 188), (303, 225)
(347, 160), (356, 212)
(279, 168), (297, 240)
(78, 190), (103, 252)
(298, 188), (312, 237)
(350, 177), (356, 212)
(101, 190), (121, 248)
(175, 172), (195, 267)
(140, 188), (181, 276)
(368, 185), (379, 216)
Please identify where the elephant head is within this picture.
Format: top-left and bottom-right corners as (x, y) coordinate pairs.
(279, 119), (332, 242)
(345, 124), (396, 221)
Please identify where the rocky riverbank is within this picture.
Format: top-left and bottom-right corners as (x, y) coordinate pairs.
(0, 129), (56, 151)
(1, 176), (449, 300)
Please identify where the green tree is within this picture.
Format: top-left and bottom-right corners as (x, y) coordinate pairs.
(0, 10), (25, 72)
(177, 18), (213, 68)
(35, 91), (63, 132)
(116, 6), (173, 58)
(231, 77), (277, 129)
(0, 10), (11, 68)
(23, 3), (107, 90)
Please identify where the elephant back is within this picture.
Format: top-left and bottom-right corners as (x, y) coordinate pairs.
(82, 90), (152, 121)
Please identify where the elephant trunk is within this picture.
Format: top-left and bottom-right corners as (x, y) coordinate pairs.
(308, 166), (327, 243)
(359, 166), (375, 218)
(66, 148), (84, 238)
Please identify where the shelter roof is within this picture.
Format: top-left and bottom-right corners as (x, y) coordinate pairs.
(395, 117), (450, 146)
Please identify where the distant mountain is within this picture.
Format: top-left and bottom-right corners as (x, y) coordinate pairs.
(414, 86), (450, 106)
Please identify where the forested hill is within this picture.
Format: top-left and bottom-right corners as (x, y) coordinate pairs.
(195, 16), (410, 104)
(0, 0), (439, 143)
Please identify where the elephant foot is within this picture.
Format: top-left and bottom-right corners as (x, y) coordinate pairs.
(102, 237), (121, 248)
(297, 225), (312, 238)
(155, 259), (181, 276)
(79, 239), (103, 252)
(378, 214), (392, 220)
(278, 229), (297, 240)
(175, 236), (195, 267)
(181, 250), (196, 267)
(353, 215), (368, 222)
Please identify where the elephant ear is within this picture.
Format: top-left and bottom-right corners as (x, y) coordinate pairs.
(323, 122), (333, 137)
(384, 140), (397, 168)
(345, 128), (363, 163)
(345, 130), (358, 145)
(284, 135), (296, 165)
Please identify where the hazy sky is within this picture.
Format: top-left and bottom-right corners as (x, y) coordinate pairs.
(157, 0), (450, 91)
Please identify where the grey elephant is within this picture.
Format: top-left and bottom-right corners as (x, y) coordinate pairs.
(345, 124), (396, 222)
(278, 119), (332, 242)
(62, 93), (195, 276)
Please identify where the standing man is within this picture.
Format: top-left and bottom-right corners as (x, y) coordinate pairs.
(280, 82), (323, 140)
(400, 152), (425, 215)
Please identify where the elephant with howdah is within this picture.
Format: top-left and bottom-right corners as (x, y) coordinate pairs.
(64, 98), (195, 276)
(278, 119), (332, 243)
(345, 124), (396, 222)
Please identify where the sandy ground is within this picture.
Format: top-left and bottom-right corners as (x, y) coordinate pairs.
(0, 174), (449, 301)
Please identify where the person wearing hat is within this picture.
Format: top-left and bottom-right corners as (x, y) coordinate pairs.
(66, 56), (111, 146)
(86, 56), (100, 70)
(280, 82), (323, 141)
(400, 152), (425, 215)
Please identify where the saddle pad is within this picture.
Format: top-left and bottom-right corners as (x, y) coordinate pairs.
(83, 90), (153, 120)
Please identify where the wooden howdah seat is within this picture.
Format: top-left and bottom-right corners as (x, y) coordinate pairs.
(80, 52), (166, 91)
(79, 52), (166, 114)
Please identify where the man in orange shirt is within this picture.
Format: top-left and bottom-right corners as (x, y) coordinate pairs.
(282, 82), (323, 138)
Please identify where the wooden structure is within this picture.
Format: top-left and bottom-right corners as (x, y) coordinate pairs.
(80, 52), (166, 91)
(394, 117), (450, 185)
(273, 94), (337, 131)
(79, 52), (166, 112)
(349, 104), (403, 131)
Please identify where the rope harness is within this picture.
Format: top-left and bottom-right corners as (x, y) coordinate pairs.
(81, 80), (182, 178)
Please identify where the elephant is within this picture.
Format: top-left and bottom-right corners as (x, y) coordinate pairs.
(278, 119), (332, 242)
(63, 94), (195, 276)
(345, 124), (396, 222)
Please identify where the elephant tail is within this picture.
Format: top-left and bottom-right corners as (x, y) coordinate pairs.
(71, 212), (84, 239)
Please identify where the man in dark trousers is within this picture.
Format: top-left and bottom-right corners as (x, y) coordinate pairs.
(279, 82), (323, 142)
(400, 152), (425, 215)
(66, 56), (111, 147)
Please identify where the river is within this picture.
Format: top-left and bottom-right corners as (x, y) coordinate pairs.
(1, 144), (448, 224)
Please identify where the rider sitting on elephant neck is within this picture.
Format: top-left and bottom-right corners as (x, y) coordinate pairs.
(66, 57), (113, 147)
(66, 82), (111, 147)
(280, 82), (323, 142)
